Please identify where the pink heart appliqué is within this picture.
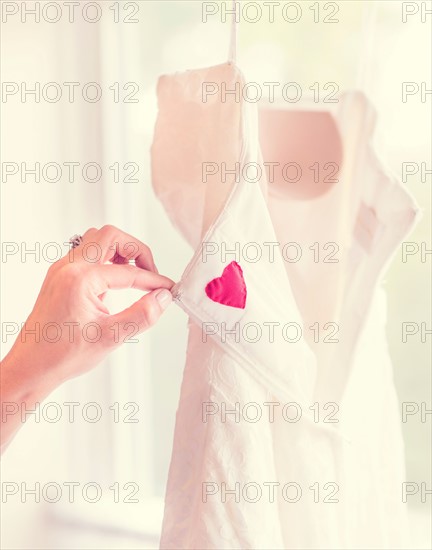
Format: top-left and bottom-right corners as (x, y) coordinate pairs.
(205, 261), (247, 309)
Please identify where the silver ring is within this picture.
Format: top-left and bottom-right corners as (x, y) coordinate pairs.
(69, 234), (83, 249)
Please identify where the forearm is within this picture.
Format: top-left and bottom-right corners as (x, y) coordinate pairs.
(0, 343), (60, 453)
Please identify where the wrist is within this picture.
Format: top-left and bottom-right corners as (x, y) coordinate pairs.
(1, 342), (61, 406)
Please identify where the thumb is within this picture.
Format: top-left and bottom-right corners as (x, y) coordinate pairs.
(108, 288), (173, 341)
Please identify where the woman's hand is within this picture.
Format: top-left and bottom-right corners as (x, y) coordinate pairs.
(0, 225), (174, 451)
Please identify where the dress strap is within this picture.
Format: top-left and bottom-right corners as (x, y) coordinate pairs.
(356, 2), (378, 90)
(228, 0), (240, 64)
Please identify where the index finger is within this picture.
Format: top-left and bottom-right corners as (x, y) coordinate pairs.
(93, 225), (158, 272)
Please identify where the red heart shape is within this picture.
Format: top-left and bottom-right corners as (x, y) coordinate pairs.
(205, 261), (247, 309)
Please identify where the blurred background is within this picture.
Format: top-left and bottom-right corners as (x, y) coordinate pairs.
(1, 1), (430, 548)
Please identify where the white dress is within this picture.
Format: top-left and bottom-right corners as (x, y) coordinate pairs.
(151, 62), (419, 549)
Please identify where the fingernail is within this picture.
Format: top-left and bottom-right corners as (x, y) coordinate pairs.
(155, 289), (172, 310)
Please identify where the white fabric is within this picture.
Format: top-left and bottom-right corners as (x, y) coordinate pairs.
(151, 62), (419, 549)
